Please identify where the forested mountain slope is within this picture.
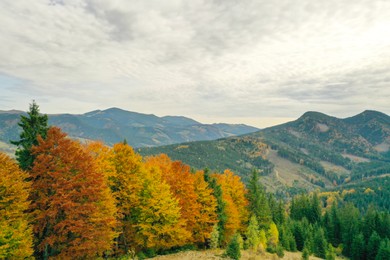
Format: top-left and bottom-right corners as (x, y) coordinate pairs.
(140, 110), (390, 194)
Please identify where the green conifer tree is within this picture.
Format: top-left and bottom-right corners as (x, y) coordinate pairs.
(247, 169), (271, 229)
(375, 238), (390, 260)
(367, 231), (381, 260)
(351, 233), (365, 260)
(313, 226), (327, 258)
(11, 100), (48, 170)
(225, 234), (241, 260)
(204, 169), (227, 246)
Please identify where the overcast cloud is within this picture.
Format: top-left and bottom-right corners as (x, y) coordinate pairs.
(0, 0), (389, 127)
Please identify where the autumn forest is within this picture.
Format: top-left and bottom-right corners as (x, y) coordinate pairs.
(1, 102), (390, 260)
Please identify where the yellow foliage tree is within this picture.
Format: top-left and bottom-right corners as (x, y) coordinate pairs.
(146, 154), (202, 243)
(109, 143), (145, 253)
(135, 165), (190, 249)
(267, 221), (279, 248)
(192, 170), (218, 244)
(0, 153), (33, 259)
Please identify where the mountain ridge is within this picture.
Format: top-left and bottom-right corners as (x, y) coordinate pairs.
(0, 107), (259, 150)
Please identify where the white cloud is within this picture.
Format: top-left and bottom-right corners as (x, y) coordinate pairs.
(0, 0), (389, 127)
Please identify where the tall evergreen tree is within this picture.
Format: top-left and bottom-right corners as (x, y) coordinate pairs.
(11, 100), (48, 170)
(351, 233), (365, 260)
(313, 226), (327, 258)
(204, 169), (227, 246)
(310, 193), (322, 224)
(367, 231), (381, 260)
(375, 238), (390, 260)
(247, 169), (271, 229)
(225, 234), (241, 260)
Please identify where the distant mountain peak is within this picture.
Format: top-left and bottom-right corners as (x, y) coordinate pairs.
(344, 110), (390, 125)
(297, 111), (338, 123)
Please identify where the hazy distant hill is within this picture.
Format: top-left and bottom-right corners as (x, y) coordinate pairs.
(139, 110), (390, 193)
(0, 107), (259, 152)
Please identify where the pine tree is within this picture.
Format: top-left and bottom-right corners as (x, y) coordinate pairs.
(11, 100), (49, 170)
(0, 153), (34, 258)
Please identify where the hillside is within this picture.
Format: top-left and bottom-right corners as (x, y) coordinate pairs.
(0, 107), (258, 152)
(140, 110), (390, 194)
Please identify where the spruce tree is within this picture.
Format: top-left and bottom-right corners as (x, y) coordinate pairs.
(225, 234), (241, 260)
(302, 246), (310, 260)
(367, 231), (381, 260)
(375, 238), (390, 260)
(351, 233), (365, 260)
(247, 169), (271, 229)
(310, 193), (321, 224)
(313, 226), (327, 258)
(11, 100), (48, 170)
(204, 169), (227, 246)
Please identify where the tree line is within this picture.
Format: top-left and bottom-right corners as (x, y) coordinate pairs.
(1, 101), (389, 259)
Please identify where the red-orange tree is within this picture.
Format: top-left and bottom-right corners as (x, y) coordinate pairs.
(30, 127), (117, 259)
(0, 153), (33, 258)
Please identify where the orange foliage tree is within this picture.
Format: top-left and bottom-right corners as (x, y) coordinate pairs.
(145, 154), (202, 243)
(0, 153), (33, 259)
(30, 127), (117, 259)
(213, 169), (249, 243)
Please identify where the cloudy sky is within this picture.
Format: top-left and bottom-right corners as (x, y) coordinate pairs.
(0, 0), (389, 128)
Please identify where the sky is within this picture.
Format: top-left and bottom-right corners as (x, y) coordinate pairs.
(0, 0), (389, 128)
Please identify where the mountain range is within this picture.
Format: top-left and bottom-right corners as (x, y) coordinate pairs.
(0, 107), (259, 155)
(2, 107), (389, 195)
(139, 110), (390, 194)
